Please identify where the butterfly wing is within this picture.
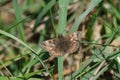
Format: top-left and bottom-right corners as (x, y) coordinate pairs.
(65, 31), (81, 41)
(66, 41), (80, 54)
(40, 39), (63, 57)
(40, 31), (81, 57)
(64, 31), (81, 54)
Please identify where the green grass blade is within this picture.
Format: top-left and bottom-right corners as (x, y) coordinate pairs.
(69, 0), (102, 33)
(0, 30), (52, 78)
(13, 0), (26, 42)
(57, 0), (69, 80)
(5, 18), (27, 32)
(72, 55), (96, 78)
(0, 77), (23, 80)
(0, 60), (13, 77)
(34, 0), (56, 28)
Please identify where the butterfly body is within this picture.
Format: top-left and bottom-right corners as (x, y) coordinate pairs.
(40, 31), (81, 57)
(56, 37), (73, 53)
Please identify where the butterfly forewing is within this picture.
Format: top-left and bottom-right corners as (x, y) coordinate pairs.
(40, 39), (57, 52)
(40, 39), (63, 57)
(65, 31), (81, 41)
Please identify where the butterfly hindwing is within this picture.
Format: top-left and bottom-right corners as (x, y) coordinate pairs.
(64, 31), (81, 54)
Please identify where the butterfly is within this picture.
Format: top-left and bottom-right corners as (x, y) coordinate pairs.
(40, 31), (81, 57)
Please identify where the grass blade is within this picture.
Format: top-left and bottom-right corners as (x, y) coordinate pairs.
(0, 30), (52, 78)
(57, 0), (69, 80)
(69, 0), (102, 33)
(13, 0), (26, 42)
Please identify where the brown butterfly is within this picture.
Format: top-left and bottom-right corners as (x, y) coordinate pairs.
(40, 31), (81, 57)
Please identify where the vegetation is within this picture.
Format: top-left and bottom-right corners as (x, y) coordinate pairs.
(0, 0), (120, 80)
